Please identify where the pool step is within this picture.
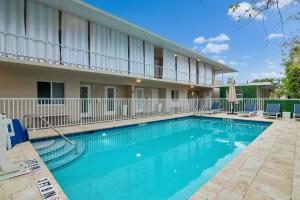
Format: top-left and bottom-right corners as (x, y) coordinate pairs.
(32, 139), (85, 171)
(42, 143), (76, 162)
(47, 142), (86, 170)
(37, 140), (66, 155)
(32, 140), (56, 150)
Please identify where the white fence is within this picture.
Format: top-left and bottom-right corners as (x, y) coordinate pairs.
(0, 98), (197, 130)
(1, 97), (290, 130)
(199, 98), (266, 112)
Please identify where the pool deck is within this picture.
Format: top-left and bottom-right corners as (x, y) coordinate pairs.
(192, 113), (300, 200)
(1, 113), (300, 200)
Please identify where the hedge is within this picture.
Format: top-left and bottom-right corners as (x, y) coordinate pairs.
(264, 99), (300, 112)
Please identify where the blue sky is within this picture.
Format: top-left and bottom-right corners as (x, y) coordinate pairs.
(84, 0), (299, 83)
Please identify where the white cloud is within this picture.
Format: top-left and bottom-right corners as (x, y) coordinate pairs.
(209, 34), (230, 43)
(212, 55), (227, 60)
(242, 55), (251, 59)
(265, 59), (279, 69)
(193, 33), (230, 44)
(228, 60), (246, 66)
(192, 46), (199, 50)
(267, 65), (277, 69)
(228, 1), (295, 21)
(250, 71), (284, 80)
(256, 0), (295, 8)
(277, 0), (295, 8)
(202, 43), (230, 54)
(228, 2), (264, 21)
(216, 72), (239, 82)
(193, 36), (206, 44)
(265, 59), (275, 65)
(266, 33), (284, 40)
(217, 59), (226, 64)
(228, 0), (295, 22)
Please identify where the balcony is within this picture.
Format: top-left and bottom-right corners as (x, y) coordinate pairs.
(0, 31), (214, 87)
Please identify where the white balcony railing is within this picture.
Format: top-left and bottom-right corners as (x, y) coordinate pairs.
(0, 31), (213, 86)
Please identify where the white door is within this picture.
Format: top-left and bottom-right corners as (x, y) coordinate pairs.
(105, 86), (116, 115)
(151, 89), (159, 112)
(80, 85), (91, 117)
(135, 88), (144, 113)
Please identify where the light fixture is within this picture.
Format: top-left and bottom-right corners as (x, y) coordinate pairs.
(136, 153), (142, 157)
(101, 133), (107, 137)
(136, 79), (141, 83)
(190, 85), (194, 89)
(197, 58), (201, 61)
(174, 54), (177, 57)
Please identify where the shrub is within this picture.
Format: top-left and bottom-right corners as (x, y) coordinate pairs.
(264, 99), (300, 112)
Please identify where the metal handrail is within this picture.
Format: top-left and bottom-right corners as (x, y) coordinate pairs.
(22, 114), (75, 146)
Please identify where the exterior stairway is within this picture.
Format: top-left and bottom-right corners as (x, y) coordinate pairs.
(32, 139), (85, 170)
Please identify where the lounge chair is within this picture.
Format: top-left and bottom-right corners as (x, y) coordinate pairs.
(293, 104), (300, 120)
(204, 102), (222, 114)
(263, 104), (281, 119)
(238, 103), (256, 117)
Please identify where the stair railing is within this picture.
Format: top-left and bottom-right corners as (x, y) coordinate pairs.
(22, 114), (75, 147)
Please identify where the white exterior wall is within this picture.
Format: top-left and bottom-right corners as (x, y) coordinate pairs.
(61, 12), (89, 66)
(0, 0), (220, 88)
(163, 49), (176, 81)
(0, 0), (26, 56)
(190, 59), (197, 84)
(205, 64), (213, 85)
(177, 54), (189, 83)
(26, 0), (59, 63)
(90, 22), (111, 70)
(144, 42), (154, 77)
(129, 36), (144, 76)
(198, 62), (205, 85)
(110, 29), (128, 73)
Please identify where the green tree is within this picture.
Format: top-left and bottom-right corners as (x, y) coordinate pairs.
(282, 47), (300, 98)
(251, 78), (282, 87)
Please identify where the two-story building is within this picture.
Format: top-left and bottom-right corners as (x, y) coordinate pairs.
(0, 0), (236, 124)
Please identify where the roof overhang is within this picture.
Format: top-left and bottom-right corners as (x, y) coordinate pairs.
(35, 0), (237, 74)
(216, 82), (275, 89)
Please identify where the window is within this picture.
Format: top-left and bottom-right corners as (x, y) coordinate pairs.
(226, 88), (243, 99)
(105, 86), (116, 113)
(171, 90), (179, 100)
(37, 81), (64, 104)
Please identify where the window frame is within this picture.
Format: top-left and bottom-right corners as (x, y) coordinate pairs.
(37, 81), (65, 105)
(226, 88), (243, 100)
(171, 90), (179, 100)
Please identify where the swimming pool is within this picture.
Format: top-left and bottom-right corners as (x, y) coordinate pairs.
(33, 116), (271, 200)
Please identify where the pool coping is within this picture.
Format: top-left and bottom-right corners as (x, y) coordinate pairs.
(2, 113), (299, 200)
(28, 113), (194, 140)
(30, 114), (272, 143)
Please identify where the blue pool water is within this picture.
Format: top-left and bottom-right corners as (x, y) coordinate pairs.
(50, 117), (270, 200)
